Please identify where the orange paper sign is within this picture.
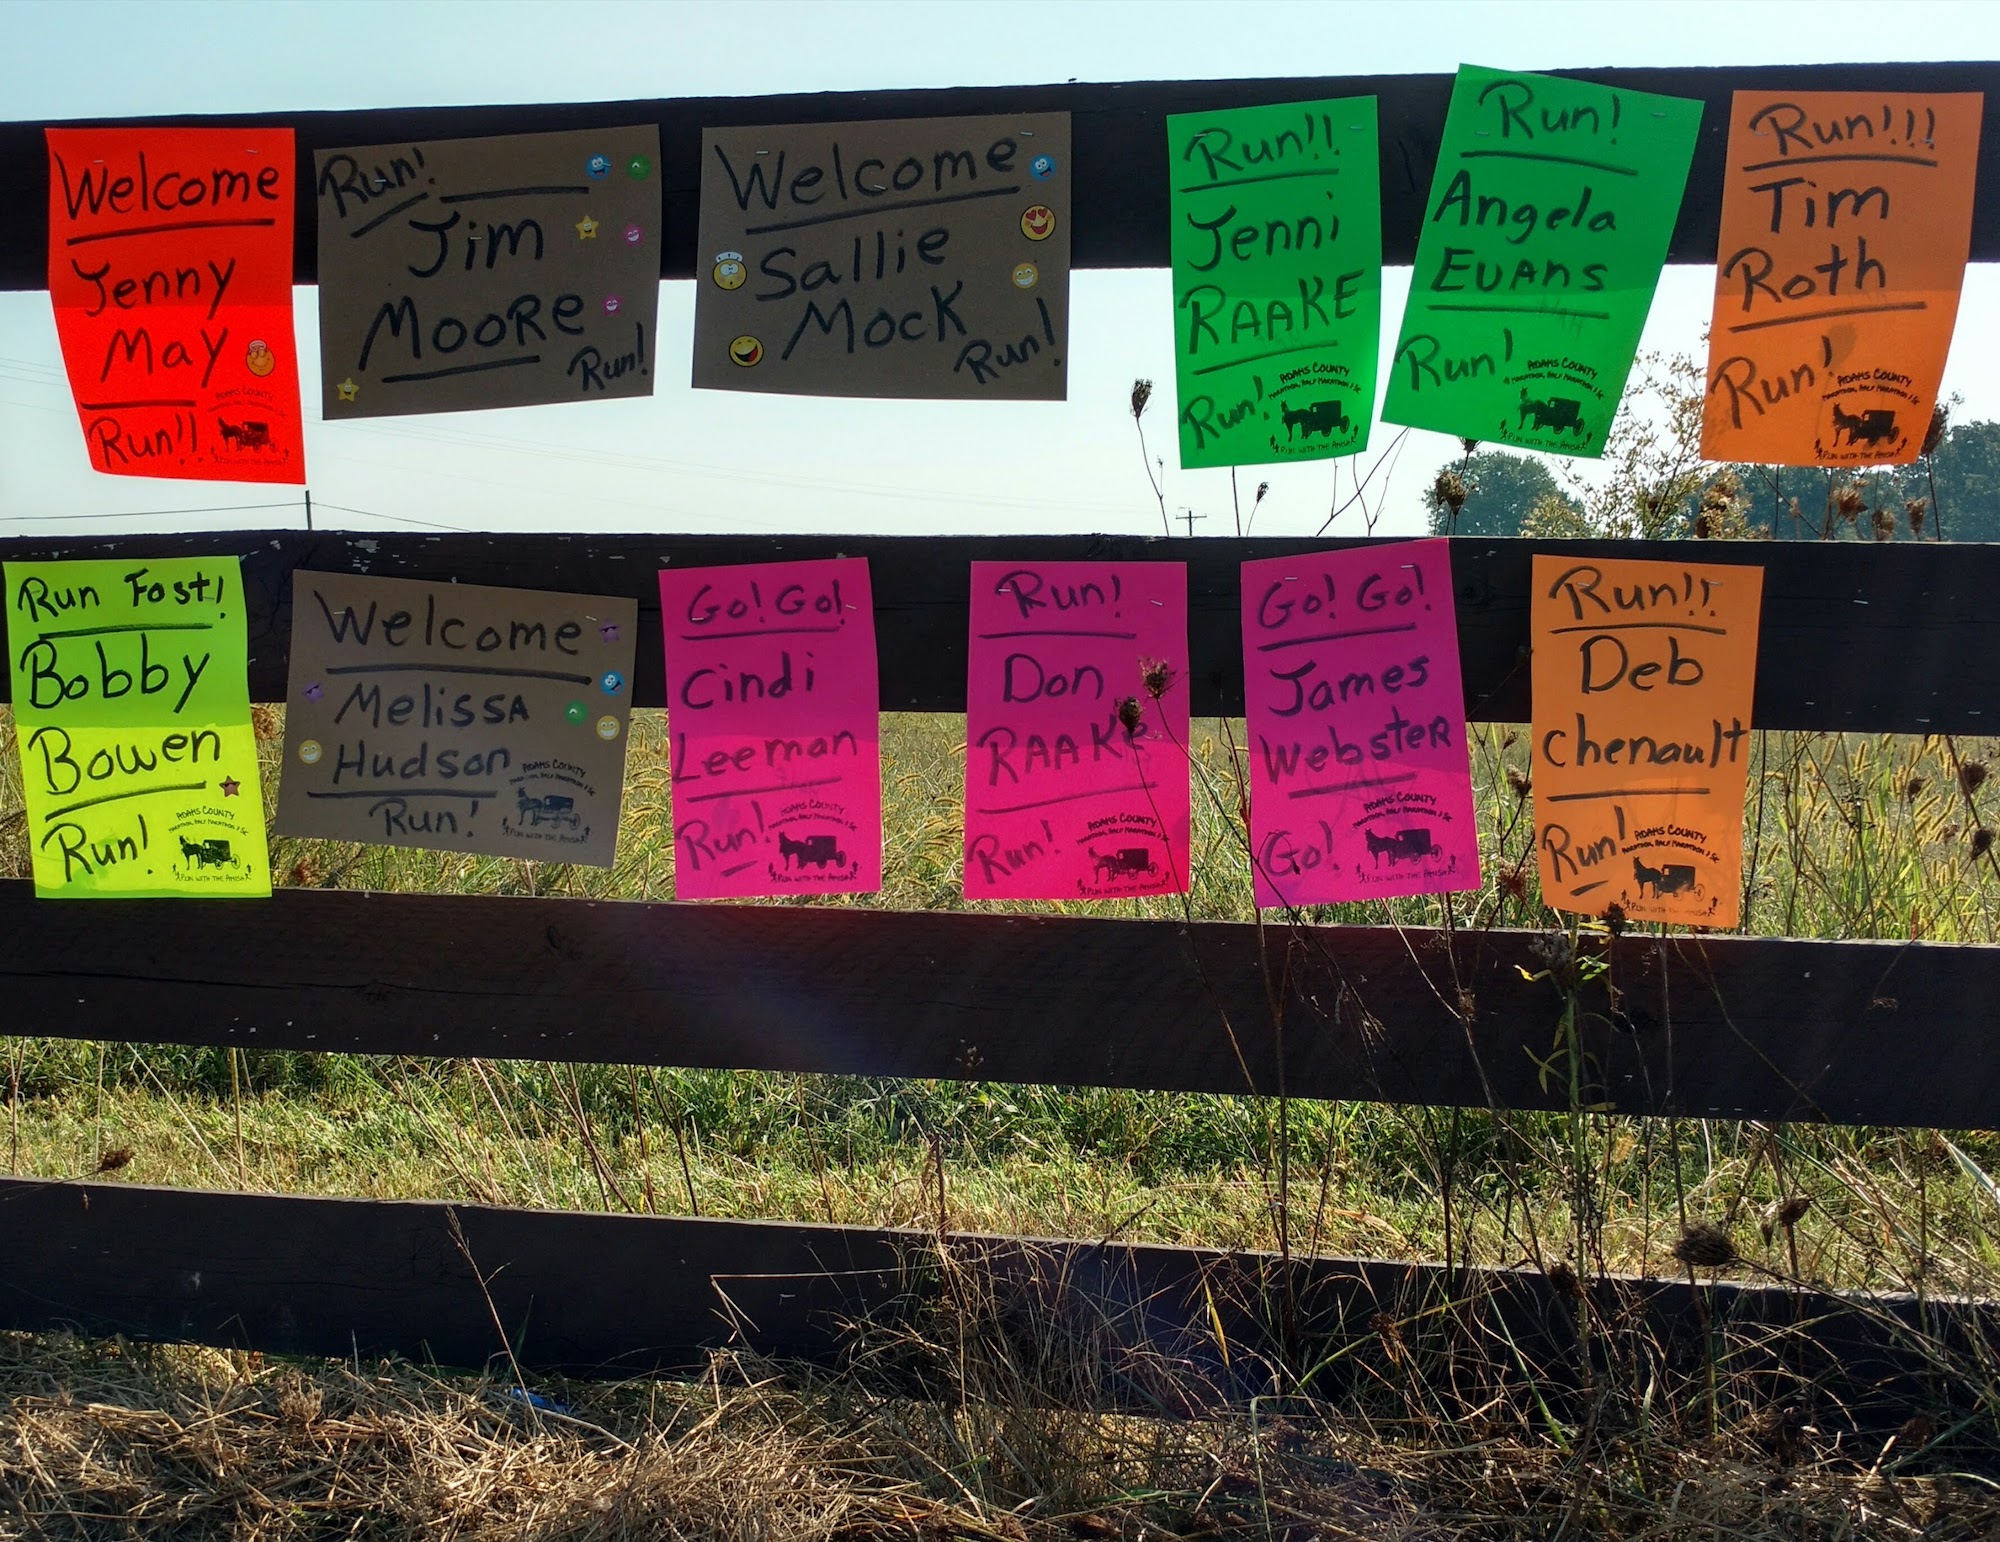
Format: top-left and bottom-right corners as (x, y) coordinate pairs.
(1702, 92), (1981, 467)
(1532, 555), (1763, 927)
(46, 128), (304, 484)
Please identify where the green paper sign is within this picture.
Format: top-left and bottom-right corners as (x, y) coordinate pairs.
(5, 557), (269, 898)
(1169, 97), (1381, 468)
(1383, 66), (1701, 457)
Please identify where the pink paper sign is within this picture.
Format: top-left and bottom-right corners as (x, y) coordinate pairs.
(964, 561), (1190, 900)
(1241, 539), (1480, 908)
(660, 558), (880, 898)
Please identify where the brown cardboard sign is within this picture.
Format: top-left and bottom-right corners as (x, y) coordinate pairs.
(276, 572), (638, 866)
(314, 127), (661, 418)
(693, 112), (1070, 400)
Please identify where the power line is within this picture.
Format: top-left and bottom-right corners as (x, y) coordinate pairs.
(0, 499), (305, 526)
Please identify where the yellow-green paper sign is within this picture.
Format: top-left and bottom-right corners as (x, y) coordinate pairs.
(6, 557), (269, 897)
(1383, 65), (1701, 457)
(1169, 97), (1381, 468)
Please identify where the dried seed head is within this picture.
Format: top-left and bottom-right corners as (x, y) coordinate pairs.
(251, 704), (280, 740)
(1506, 767), (1531, 799)
(1600, 901), (1628, 937)
(1871, 507), (1896, 542)
(1924, 401), (1949, 458)
(1546, 1259), (1581, 1299)
(1129, 379), (1152, 420)
(1496, 862), (1530, 903)
(1673, 1223), (1740, 1269)
(1777, 1193), (1812, 1228)
(1693, 510), (1718, 539)
(1140, 658), (1175, 699)
(1906, 497), (1928, 536)
(1834, 484), (1867, 523)
(95, 1145), (134, 1174)
(1371, 1311), (1405, 1365)
(1973, 826), (1995, 859)
(286, 859), (320, 888)
(1254, 481), (1270, 507)
(1433, 468), (1469, 516)
(1904, 776), (1927, 802)
(1960, 760), (1988, 796)
(1115, 695), (1144, 736)
(1460, 437), (1480, 456)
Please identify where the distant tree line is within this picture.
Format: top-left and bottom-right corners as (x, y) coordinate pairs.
(1424, 418), (2000, 542)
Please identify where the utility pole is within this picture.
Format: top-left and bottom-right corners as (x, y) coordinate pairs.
(1177, 507), (1207, 538)
(303, 488), (314, 531)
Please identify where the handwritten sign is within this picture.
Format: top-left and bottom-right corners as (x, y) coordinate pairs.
(659, 559), (880, 898)
(5, 557), (268, 898)
(963, 561), (1188, 901)
(1531, 555), (1762, 927)
(1702, 91), (1983, 467)
(1241, 540), (1478, 909)
(276, 573), (637, 865)
(314, 126), (661, 418)
(1168, 97), (1381, 468)
(1383, 66), (1701, 457)
(45, 128), (303, 483)
(693, 113), (1071, 400)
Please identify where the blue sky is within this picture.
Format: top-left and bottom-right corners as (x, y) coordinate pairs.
(4, 0), (1999, 539)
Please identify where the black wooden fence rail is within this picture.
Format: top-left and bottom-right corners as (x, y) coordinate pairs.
(3, 532), (1996, 731)
(1, 1177), (1991, 1450)
(1, 884), (1987, 1129)
(6, 62), (2000, 287)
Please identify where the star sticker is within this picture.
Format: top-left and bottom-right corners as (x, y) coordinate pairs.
(600, 622), (620, 642)
(303, 681), (324, 702)
(335, 378), (358, 402)
(576, 215), (600, 239)
(220, 777), (241, 797)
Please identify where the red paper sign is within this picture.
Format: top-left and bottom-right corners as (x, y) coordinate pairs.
(1241, 540), (1480, 909)
(46, 128), (304, 483)
(660, 559), (880, 899)
(964, 561), (1190, 901)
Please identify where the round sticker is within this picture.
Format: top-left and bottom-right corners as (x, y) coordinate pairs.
(623, 223), (644, 245)
(627, 155), (652, 179)
(1020, 205), (1056, 241)
(1010, 262), (1038, 290)
(245, 339), (275, 377)
(601, 671), (625, 694)
(712, 251), (747, 290)
(586, 153), (612, 179)
(603, 295), (622, 315)
(596, 716), (621, 741)
(728, 335), (764, 367)
(297, 739), (322, 765)
(1029, 153), (1057, 180)
(564, 701), (588, 725)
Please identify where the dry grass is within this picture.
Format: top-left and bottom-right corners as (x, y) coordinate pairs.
(6, 1323), (2000, 1541)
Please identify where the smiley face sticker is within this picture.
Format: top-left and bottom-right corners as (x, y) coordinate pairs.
(245, 339), (275, 377)
(623, 223), (644, 245)
(297, 739), (322, 765)
(729, 335), (764, 367)
(627, 154), (651, 179)
(1011, 262), (1038, 290)
(603, 295), (622, 315)
(1029, 153), (1057, 180)
(596, 716), (621, 741)
(1020, 205), (1056, 241)
(586, 153), (612, 179)
(712, 251), (747, 290)
(600, 670), (625, 694)
(564, 701), (588, 725)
